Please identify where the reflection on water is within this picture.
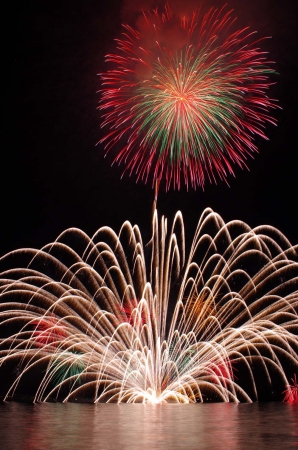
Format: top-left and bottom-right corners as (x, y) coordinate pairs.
(0, 403), (297, 450)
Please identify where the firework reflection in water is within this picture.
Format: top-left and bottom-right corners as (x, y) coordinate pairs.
(0, 208), (297, 403)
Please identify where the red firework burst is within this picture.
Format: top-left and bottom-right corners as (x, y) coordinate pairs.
(115, 299), (150, 325)
(31, 314), (67, 348)
(212, 358), (236, 387)
(99, 4), (278, 190)
(283, 374), (298, 404)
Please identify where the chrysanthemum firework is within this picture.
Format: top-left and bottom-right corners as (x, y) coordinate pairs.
(99, 4), (278, 190)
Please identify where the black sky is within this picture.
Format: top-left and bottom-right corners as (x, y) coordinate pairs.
(3, 0), (298, 258)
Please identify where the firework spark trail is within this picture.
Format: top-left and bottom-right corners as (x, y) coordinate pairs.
(99, 5), (279, 190)
(0, 208), (297, 403)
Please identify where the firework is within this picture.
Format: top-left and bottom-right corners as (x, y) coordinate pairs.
(0, 209), (297, 403)
(99, 5), (278, 190)
(283, 375), (298, 403)
(31, 314), (67, 347)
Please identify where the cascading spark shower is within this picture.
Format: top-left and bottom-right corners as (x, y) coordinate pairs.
(0, 208), (297, 403)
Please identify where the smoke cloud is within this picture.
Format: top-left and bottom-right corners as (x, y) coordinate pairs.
(119, 0), (228, 81)
(121, 0), (207, 23)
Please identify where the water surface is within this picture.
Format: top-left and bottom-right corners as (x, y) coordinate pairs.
(0, 402), (297, 449)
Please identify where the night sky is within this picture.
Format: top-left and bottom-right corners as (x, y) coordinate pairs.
(3, 0), (298, 259)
